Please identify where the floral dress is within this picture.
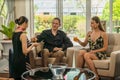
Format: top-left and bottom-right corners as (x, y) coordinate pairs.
(88, 34), (107, 60)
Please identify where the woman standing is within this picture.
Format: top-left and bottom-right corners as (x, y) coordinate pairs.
(74, 16), (108, 80)
(12, 16), (39, 80)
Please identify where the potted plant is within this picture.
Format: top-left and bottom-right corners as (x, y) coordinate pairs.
(0, 21), (15, 40)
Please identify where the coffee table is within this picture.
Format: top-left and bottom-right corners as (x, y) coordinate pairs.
(21, 67), (96, 80)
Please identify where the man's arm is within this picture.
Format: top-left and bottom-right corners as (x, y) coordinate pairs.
(31, 31), (45, 42)
(35, 31), (46, 42)
(62, 36), (73, 51)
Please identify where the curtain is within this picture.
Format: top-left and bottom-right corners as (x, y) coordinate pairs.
(5, 0), (15, 24)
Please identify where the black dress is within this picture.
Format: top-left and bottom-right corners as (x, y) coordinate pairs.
(12, 32), (28, 80)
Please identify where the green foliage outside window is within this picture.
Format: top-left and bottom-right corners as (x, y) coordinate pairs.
(34, 15), (54, 33)
(34, 14), (86, 38)
(0, 0), (7, 18)
(101, 0), (120, 21)
(63, 15), (85, 38)
(101, 0), (120, 32)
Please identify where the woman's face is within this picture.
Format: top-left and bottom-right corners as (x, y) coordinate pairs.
(91, 20), (99, 29)
(22, 22), (28, 30)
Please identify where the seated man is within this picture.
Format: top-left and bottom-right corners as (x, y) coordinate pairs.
(31, 17), (73, 67)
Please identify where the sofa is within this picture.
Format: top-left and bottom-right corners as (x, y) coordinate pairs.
(69, 33), (120, 79)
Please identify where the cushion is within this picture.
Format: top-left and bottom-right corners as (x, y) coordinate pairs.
(93, 58), (110, 69)
(84, 57), (110, 69)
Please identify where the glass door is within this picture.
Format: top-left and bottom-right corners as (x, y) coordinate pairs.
(34, 0), (56, 33)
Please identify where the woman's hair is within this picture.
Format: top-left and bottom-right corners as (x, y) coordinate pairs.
(92, 16), (104, 32)
(15, 16), (28, 25)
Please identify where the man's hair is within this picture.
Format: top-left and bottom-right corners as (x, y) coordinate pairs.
(53, 17), (61, 24)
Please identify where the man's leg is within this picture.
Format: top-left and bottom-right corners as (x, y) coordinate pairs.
(51, 51), (64, 64)
(42, 49), (50, 67)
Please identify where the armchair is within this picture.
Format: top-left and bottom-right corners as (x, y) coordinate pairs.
(94, 33), (120, 79)
(29, 41), (69, 68)
(71, 33), (120, 79)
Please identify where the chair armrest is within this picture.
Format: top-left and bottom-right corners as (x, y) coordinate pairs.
(36, 41), (44, 53)
(66, 47), (75, 67)
(29, 41), (44, 67)
(29, 47), (36, 68)
(110, 50), (120, 77)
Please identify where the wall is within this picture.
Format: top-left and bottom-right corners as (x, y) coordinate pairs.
(14, 0), (26, 18)
(14, 0), (33, 39)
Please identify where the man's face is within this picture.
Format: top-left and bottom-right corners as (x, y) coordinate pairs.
(52, 19), (60, 30)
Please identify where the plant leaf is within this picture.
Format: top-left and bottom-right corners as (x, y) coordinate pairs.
(0, 21), (15, 39)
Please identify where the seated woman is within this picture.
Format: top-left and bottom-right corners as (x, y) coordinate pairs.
(74, 16), (108, 80)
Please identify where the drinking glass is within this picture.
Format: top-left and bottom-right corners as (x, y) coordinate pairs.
(49, 63), (67, 80)
(73, 37), (79, 42)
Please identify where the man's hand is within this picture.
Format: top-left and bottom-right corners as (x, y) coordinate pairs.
(31, 37), (37, 42)
(32, 42), (40, 47)
(53, 47), (62, 52)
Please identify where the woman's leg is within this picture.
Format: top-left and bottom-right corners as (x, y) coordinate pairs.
(76, 50), (86, 68)
(84, 53), (99, 80)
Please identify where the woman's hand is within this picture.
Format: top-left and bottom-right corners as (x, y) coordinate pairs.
(89, 50), (96, 54)
(32, 42), (39, 47)
(53, 47), (62, 52)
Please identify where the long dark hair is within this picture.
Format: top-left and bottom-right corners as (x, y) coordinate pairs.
(15, 16), (28, 25)
(92, 16), (104, 32)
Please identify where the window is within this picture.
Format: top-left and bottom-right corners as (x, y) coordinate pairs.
(34, 0), (86, 39)
(34, 0), (56, 33)
(91, 0), (109, 32)
(0, 0), (7, 19)
(113, 0), (120, 33)
(0, 0), (8, 39)
(33, 0), (119, 38)
(63, 0), (86, 39)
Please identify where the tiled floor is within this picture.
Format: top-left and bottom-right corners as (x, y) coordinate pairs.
(0, 58), (9, 77)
